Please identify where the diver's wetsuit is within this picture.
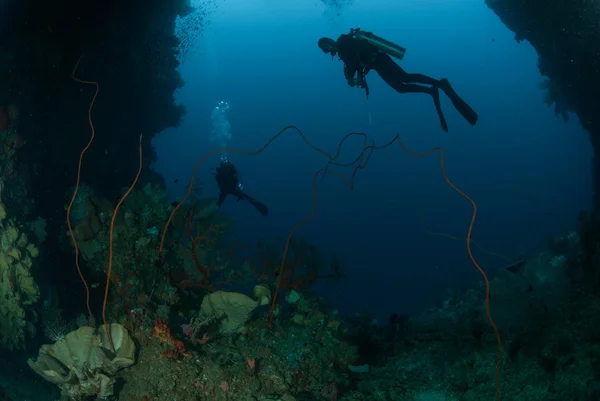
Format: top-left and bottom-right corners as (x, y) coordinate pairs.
(215, 161), (269, 217)
(334, 33), (478, 131)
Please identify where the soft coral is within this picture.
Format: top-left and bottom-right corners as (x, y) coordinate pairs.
(151, 319), (190, 360)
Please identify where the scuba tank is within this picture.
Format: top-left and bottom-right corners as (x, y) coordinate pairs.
(350, 28), (406, 61)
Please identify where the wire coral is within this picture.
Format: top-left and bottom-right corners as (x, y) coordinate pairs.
(67, 58), (143, 354)
(66, 56), (99, 327)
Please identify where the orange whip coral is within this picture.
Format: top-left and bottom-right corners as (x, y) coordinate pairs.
(68, 57), (143, 353)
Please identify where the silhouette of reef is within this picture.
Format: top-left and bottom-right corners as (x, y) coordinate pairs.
(0, 0), (193, 316)
(484, 0), (600, 207)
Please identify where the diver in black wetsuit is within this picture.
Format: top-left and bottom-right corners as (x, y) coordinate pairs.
(317, 28), (478, 132)
(215, 160), (269, 217)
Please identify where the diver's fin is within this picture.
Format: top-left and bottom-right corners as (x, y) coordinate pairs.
(439, 79), (478, 126)
(504, 259), (526, 275)
(244, 194), (269, 217)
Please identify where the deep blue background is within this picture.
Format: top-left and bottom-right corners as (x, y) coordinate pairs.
(154, 0), (591, 319)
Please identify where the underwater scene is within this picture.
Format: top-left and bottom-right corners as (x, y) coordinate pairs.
(0, 0), (599, 400)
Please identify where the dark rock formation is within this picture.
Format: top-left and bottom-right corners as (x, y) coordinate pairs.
(484, 0), (600, 207)
(0, 0), (196, 315)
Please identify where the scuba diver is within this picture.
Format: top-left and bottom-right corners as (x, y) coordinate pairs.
(317, 28), (478, 132)
(215, 159), (269, 217)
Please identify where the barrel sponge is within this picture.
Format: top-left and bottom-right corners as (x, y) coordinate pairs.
(195, 285), (272, 334)
(28, 324), (136, 399)
(0, 215), (41, 350)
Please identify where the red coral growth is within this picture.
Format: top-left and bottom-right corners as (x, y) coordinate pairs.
(174, 208), (236, 292)
(151, 319), (171, 340)
(151, 319), (190, 360)
(245, 239), (342, 291)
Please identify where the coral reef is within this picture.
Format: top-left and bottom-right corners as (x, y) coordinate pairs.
(1, 164), (597, 401)
(0, 182), (40, 350)
(114, 296), (357, 401)
(340, 231), (599, 401)
(63, 183), (183, 321)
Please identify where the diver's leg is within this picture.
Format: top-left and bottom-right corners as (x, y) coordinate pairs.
(431, 88), (449, 132)
(438, 78), (478, 126)
(371, 53), (436, 94)
(372, 53), (448, 131)
(403, 73), (440, 86)
(216, 192), (227, 207)
(392, 83), (436, 94)
(243, 193), (269, 217)
(233, 187), (246, 201)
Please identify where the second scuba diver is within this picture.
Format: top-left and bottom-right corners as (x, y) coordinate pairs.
(215, 160), (269, 217)
(318, 28), (478, 132)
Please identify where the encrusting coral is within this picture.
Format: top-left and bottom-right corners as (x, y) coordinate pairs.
(0, 181), (41, 350)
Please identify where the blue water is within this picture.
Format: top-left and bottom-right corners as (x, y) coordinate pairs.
(153, 0), (591, 319)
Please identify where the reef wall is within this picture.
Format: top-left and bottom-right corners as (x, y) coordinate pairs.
(0, 0), (193, 312)
(484, 0), (600, 208)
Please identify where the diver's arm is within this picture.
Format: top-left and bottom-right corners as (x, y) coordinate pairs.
(344, 64), (357, 87)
